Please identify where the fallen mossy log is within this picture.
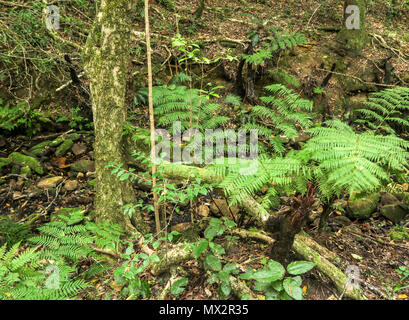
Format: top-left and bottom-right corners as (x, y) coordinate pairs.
(126, 148), (366, 299)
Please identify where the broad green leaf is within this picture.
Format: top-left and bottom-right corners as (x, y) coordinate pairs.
(170, 277), (188, 297)
(239, 268), (255, 280)
(286, 261), (316, 275)
(210, 243), (225, 255)
(283, 276), (303, 300)
(253, 267), (284, 283)
(193, 239), (208, 259)
(254, 280), (271, 291)
(271, 280), (283, 291)
(220, 281), (231, 297)
(217, 271), (230, 283)
(205, 254), (222, 271)
(223, 263), (238, 274)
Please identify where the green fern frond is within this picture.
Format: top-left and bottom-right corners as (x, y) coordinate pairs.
(301, 119), (409, 197)
(355, 87), (409, 134)
(241, 84), (313, 154)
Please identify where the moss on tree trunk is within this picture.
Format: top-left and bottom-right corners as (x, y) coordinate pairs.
(336, 0), (368, 55)
(83, 0), (148, 234)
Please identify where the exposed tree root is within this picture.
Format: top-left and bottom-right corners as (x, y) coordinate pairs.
(229, 275), (257, 300)
(158, 267), (179, 300)
(150, 242), (195, 276)
(230, 228), (275, 245)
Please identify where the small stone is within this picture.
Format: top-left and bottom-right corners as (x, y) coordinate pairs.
(37, 176), (63, 189)
(381, 193), (400, 206)
(77, 172), (84, 179)
(71, 159), (95, 173)
(171, 222), (191, 233)
(291, 132), (310, 144)
(86, 171), (95, 177)
(64, 179), (78, 191)
(210, 198), (239, 217)
(380, 204), (408, 224)
(198, 204), (210, 217)
(71, 143), (87, 156)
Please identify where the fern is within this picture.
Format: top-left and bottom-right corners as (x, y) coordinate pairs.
(355, 87), (409, 134)
(242, 30), (307, 66)
(214, 118), (409, 208)
(0, 217), (32, 246)
(211, 154), (302, 207)
(241, 84), (313, 154)
(224, 94), (242, 107)
(0, 209), (125, 300)
(29, 212), (123, 264)
(156, 84), (229, 132)
(299, 119), (409, 198)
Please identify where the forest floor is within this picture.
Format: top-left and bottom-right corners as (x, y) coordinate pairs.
(1, 131), (408, 300)
(1, 0), (409, 300)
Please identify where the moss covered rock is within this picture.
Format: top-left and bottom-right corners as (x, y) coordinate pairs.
(347, 193), (380, 219)
(269, 69), (300, 88)
(66, 133), (81, 141)
(8, 152), (43, 175)
(20, 166), (32, 177)
(71, 160), (95, 173)
(30, 141), (51, 155)
(55, 139), (74, 157)
(0, 157), (12, 171)
(380, 204), (408, 224)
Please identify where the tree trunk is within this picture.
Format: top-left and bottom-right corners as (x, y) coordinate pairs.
(336, 0), (368, 55)
(83, 0), (148, 234)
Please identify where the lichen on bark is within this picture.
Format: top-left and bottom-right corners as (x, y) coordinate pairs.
(83, 0), (148, 234)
